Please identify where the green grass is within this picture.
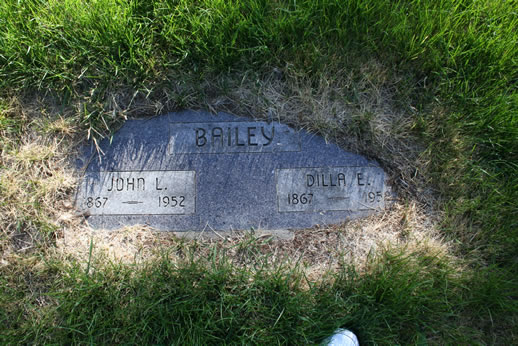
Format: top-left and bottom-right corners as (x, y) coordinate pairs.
(1, 0), (517, 343)
(0, 247), (488, 344)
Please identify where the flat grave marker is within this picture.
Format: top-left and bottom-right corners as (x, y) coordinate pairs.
(75, 110), (393, 231)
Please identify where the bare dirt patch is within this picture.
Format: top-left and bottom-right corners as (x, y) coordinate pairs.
(56, 201), (450, 281)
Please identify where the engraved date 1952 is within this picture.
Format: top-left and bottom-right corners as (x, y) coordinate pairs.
(158, 195), (186, 208)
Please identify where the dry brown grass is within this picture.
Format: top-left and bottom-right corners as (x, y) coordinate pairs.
(57, 201), (452, 283)
(2, 62), (455, 280)
(0, 97), (78, 258)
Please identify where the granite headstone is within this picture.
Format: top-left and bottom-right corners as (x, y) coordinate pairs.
(75, 110), (393, 231)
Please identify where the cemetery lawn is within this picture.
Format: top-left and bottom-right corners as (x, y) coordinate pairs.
(1, 0), (517, 344)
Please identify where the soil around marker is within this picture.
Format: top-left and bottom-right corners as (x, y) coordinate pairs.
(2, 65), (448, 279)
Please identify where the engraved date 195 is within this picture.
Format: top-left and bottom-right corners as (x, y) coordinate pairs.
(362, 191), (391, 203)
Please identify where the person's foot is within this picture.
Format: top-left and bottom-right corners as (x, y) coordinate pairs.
(323, 328), (359, 346)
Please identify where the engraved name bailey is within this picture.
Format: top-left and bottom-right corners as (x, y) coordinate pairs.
(277, 167), (389, 212)
(79, 171), (196, 215)
(169, 121), (301, 154)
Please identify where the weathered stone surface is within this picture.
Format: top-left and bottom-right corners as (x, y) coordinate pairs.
(75, 110), (392, 231)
